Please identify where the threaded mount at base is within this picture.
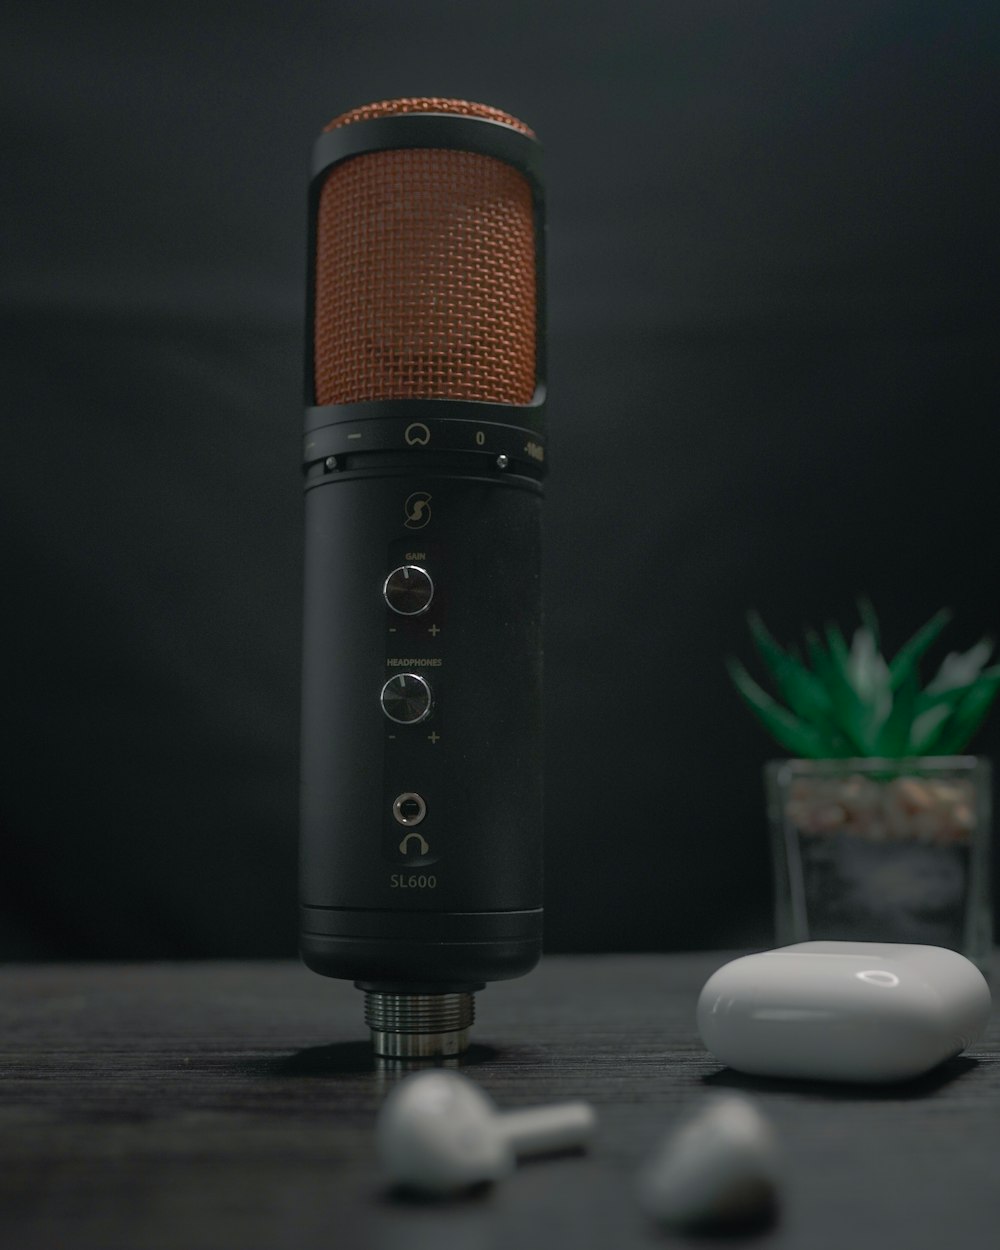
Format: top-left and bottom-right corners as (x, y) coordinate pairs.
(363, 991), (476, 1058)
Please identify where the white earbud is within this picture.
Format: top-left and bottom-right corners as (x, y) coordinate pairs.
(376, 1069), (596, 1195)
(636, 1095), (780, 1232)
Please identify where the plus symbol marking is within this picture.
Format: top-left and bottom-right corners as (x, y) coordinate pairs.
(428, 624), (440, 637)
(428, 732), (441, 745)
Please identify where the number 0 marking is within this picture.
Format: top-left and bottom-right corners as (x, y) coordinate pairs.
(475, 430), (485, 446)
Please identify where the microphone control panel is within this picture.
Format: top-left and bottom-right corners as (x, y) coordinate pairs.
(300, 469), (542, 941)
(382, 539), (445, 875)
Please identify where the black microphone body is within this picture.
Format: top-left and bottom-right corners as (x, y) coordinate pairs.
(299, 101), (546, 1055)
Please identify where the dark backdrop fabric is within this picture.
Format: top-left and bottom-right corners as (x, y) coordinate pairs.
(3, 1), (999, 958)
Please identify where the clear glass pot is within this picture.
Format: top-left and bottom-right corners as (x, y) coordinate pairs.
(765, 756), (992, 971)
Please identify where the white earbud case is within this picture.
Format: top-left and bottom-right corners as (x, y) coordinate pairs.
(697, 941), (991, 1083)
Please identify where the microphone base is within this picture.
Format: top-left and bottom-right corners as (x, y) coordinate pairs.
(363, 990), (475, 1058)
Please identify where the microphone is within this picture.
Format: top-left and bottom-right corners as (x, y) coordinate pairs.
(299, 98), (547, 1058)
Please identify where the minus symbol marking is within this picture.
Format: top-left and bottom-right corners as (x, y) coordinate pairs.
(347, 432), (362, 441)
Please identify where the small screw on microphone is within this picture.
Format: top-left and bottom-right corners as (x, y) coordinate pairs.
(324, 456), (339, 472)
(496, 454), (509, 469)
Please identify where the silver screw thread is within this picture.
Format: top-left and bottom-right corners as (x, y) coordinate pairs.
(363, 991), (476, 1059)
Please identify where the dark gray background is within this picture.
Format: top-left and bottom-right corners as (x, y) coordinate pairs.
(3, 1), (999, 958)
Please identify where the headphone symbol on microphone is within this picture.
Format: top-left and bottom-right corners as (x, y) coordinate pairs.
(404, 491), (432, 529)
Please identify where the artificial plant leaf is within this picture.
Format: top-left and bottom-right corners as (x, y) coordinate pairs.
(847, 627), (892, 716)
(925, 638), (995, 694)
(726, 658), (844, 758)
(873, 669), (918, 757)
(856, 596), (880, 651)
(805, 630), (833, 683)
(932, 666), (1000, 753)
(803, 631), (862, 752)
(914, 675), (990, 719)
(746, 612), (835, 724)
(911, 654), (999, 753)
(825, 621), (851, 672)
(812, 625), (873, 753)
(908, 703), (955, 755)
(847, 626), (893, 750)
(888, 607), (952, 691)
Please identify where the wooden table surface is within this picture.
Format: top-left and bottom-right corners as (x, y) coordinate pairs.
(2, 953), (998, 1249)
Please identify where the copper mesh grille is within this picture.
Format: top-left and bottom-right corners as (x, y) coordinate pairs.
(324, 96), (535, 138)
(313, 100), (537, 405)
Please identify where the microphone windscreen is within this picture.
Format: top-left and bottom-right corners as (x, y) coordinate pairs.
(313, 97), (537, 406)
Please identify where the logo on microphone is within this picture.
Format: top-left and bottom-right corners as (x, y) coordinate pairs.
(404, 491), (432, 529)
(404, 422), (431, 446)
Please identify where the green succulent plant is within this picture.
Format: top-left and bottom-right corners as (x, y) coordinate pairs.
(728, 601), (1000, 759)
